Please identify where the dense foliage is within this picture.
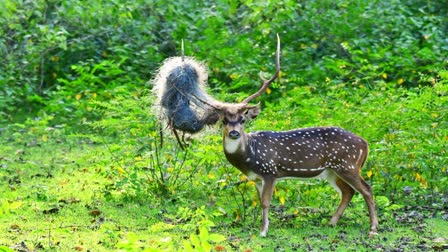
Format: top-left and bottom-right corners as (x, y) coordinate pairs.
(1, 0), (446, 117)
(0, 0), (447, 250)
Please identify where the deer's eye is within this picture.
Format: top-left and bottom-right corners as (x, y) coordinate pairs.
(223, 118), (229, 125)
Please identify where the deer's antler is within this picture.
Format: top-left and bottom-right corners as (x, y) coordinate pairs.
(241, 34), (281, 105)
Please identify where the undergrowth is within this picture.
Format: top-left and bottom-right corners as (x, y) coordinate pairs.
(1, 0), (447, 250)
(5, 73), (448, 251)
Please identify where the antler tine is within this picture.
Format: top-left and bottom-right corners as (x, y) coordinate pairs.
(241, 34), (281, 105)
(181, 39), (185, 62)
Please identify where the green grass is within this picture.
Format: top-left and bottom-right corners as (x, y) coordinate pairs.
(1, 74), (446, 251)
(1, 132), (446, 251)
(1, 0), (447, 250)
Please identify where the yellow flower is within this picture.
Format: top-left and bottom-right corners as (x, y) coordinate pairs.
(252, 200), (257, 207)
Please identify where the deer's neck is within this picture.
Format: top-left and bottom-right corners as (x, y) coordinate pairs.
(223, 135), (246, 154)
(223, 133), (251, 171)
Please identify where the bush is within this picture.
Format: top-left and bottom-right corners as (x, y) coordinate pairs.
(1, 0), (446, 122)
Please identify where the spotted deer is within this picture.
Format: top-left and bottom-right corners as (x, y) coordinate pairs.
(213, 35), (378, 237)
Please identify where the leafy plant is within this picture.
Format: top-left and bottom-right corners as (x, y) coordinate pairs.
(183, 226), (226, 252)
(90, 93), (207, 198)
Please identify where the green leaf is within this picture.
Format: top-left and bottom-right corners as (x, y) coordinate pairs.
(182, 240), (195, 252)
(199, 226), (209, 243)
(190, 234), (201, 250)
(208, 233), (227, 243)
(0, 246), (14, 252)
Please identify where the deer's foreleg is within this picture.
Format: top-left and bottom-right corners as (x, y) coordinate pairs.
(259, 177), (276, 237)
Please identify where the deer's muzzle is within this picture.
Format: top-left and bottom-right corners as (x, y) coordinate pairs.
(228, 130), (241, 139)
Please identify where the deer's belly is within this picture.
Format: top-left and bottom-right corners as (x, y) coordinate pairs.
(277, 168), (331, 181)
(245, 168), (330, 182)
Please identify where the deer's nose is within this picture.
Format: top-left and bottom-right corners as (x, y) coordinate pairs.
(228, 130), (241, 139)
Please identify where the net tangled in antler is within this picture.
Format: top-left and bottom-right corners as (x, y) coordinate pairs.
(152, 56), (219, 134)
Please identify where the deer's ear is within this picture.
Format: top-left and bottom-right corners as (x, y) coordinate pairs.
(245, 106), (261, 120)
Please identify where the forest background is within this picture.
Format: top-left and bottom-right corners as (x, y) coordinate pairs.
(0, 0), (447, 251)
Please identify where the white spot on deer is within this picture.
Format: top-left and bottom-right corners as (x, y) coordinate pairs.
(356, 149), (364, 165)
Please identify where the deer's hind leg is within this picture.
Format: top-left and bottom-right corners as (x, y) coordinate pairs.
(325, 170), (355, 226)
(336, 172), (378, 237)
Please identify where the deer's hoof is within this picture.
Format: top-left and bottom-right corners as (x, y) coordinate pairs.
(368, 231), (378, 239)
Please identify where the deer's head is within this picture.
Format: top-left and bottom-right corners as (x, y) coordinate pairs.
(220, 104), (261, 140)
(217, 34), (281, 141)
